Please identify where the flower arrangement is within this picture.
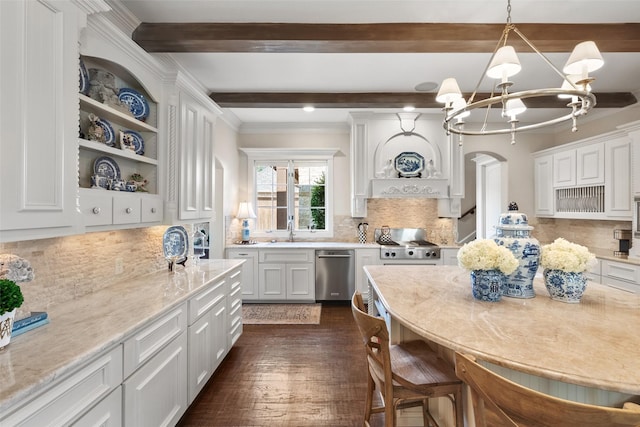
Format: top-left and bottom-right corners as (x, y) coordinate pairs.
(0, 279), (23, 315)
(457, 239), (519, 275)
(540, 238), (596, 273)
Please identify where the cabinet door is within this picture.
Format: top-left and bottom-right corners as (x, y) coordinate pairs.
(0, 0), (80, 242)
(188, 298), (227, 403)
(534, 155), (554, 216)
(576, 143), (604, 185)
(350, 119), (368, 217)
(123, 332), (188, 427)
(227, 249), (259, 300)
(553, 150), (576, 187)
(441, 248), (460, 266)
(605, 138), (632, 219)
(258, 263), (287, 299)
(355, 248), (380, 294)
(286, 263), (315, 301)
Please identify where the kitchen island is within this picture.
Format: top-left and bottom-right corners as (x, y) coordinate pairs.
(364, 265), (640, 411)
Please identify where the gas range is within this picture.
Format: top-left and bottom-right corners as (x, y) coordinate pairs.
(374, 227), (441, 261)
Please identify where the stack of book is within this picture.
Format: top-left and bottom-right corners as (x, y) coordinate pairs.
(12, 311), (49, 336)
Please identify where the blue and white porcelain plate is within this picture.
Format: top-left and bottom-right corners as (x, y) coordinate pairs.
(122, 130), (144, 155)
(93, 156), (121, 184)
(163, 226), (189, 264)
(96, 118), (116, 146)
(394, 152), (425, 177)
(118, 88), (150, 121)
(79, 58), (90, 95)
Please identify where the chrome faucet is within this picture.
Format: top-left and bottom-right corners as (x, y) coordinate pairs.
(287, 220), (295, 242)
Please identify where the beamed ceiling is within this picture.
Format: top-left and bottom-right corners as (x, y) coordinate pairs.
(131, 22), (640, 110)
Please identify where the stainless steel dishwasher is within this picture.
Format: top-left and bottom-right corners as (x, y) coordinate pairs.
(315, 249), (355, 301)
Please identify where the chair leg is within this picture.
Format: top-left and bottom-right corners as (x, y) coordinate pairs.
(454, 389), (464, 427)
(364, 373), (375, 426)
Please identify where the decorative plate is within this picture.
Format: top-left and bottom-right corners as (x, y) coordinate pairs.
(394, 151), (425, 177)
(96, 118), (116, 146)
(93, 156), (121, 185)
(79, 58), (90, 95)
(118, 88), (150, 121)
(122, 130), (144, 155)
(163, 225), (189, 264)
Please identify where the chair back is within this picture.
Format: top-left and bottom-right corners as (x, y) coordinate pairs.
(351, 292), (393, 401)
(455, 352), (640, 427)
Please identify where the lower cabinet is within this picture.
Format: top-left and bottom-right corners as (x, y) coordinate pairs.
(355, 248), (381, 296)
(600, 259), (640, 293)
(123, 332), (188, 427)
(73, 386), (122, 427)
(441, 247), (460, 266)
(226, 248), (259, 300)
(257, 250), (315, 301)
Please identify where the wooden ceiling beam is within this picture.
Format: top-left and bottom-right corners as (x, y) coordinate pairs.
(209, 91), (637, 109)
(132, 22), (640, 53)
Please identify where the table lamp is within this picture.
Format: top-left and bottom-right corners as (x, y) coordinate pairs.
(237, 202), (256, 243)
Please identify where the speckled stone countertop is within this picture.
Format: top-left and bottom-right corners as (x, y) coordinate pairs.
(0, 259), (243, 413)
(590, 247), (640, 265)
(364, 265), (640, 395)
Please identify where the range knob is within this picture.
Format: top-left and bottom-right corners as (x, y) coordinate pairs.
(407, 250), (414, 256)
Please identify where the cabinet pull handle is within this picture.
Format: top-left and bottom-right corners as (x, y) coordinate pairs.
(151, 207), (156, 213)
(126, 207), (132, 214)
(92, 207), (101, 215)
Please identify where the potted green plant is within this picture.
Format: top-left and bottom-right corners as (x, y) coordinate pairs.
(0, 279), (24, 348)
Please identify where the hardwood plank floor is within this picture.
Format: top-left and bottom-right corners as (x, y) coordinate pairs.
(177, 303), (386, 427)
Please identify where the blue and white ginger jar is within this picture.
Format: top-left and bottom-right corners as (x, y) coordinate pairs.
(492, 203), (540, 299)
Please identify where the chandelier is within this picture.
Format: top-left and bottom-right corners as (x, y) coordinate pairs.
(436, 0), (604, 145)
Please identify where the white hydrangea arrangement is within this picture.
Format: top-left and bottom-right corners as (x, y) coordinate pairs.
(540, 238), (596, 273)
(457, 239), (519, 275)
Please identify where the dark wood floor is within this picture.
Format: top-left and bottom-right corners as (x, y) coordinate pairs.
(177, 303), (386, 427)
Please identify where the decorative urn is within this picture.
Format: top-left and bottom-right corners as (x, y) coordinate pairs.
(492, 202), (540, 298)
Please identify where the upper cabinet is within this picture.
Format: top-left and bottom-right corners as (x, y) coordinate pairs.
(0, 1), (83, 242)
(533, 129), (633, 220)
(164, 74), (221, 222)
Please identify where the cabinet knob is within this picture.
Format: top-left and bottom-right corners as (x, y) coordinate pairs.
(151, 207), (156, 213)
(92, 207), (101, 215)
(126, 207), (133, 214)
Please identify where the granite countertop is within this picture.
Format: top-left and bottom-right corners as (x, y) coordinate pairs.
(590, 247), (640, 265)
(226, 241), (461, 250)
(365, 265), (640, 395)
(0, 259), (244, 413)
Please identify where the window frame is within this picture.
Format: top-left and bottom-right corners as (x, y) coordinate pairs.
(241, 148), (338, 240)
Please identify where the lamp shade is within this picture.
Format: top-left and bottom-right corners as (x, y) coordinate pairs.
(237, 202), (256, 219)
(452, 97), (470, 119)
(505, 98), (527, 117)
(563, 41), (604, 77)
(487, 46), (522, 80)
(558, 75), (592, 99)
(436, 78), (462, 104)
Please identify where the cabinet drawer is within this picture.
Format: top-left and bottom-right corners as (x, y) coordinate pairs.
(123, 303), (187, 378)
(259, 249), (313, 263)
(189, 276), (227, 325)
(0, 345), (122, 427)
(113, 194), (141, 224)
(600, 275), (639, 293)
(72, 386), (122, 427)
(80, 193), (112, 226)
(141, 196), (163, 223)
(601, 260), (640, 283)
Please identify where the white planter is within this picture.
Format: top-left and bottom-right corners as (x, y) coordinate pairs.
(0, 309), (17, 349)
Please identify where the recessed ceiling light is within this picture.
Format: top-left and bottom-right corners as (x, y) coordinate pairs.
(302, 106), (315, 112)
(403, 106), (416, 112)
(414, 81), (438, 92)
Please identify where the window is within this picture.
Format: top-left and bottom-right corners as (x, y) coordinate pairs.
(243, 149), (336, 239)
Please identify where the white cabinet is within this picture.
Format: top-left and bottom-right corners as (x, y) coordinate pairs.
(441, 248), (460, 266)
(226, 248), (259, 301)
(73, 387), (122, 427)
(257, 249), (315, 301)
(600, 259), (640, 293)
(79, 189), (163, 228)
(123, 304), (188, 427)
(350, 118), (368, 217)
(584, 258), (601, 283)
(187, 274), (228, 403)
(576, 143), (605, 185)
(355, 248), (380, 296)
(604, 138), (632, 219)
(0, 0), (82, 242)
(0, 345), (123, 426)
(553, 150), (576, 188)
(534, 154), (554, 216)
(227, 268), (244, 347)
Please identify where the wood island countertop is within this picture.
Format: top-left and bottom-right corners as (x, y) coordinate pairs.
(364, 265), (640, 396)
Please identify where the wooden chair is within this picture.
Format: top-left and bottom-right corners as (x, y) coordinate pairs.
(455, 352), (640, 427)
(351, 292), (463, 427)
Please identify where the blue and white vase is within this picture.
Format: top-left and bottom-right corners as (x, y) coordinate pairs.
(493, 203), (540, 299)
(543, 269), (587, 303)
(470, 269), (505, 302)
